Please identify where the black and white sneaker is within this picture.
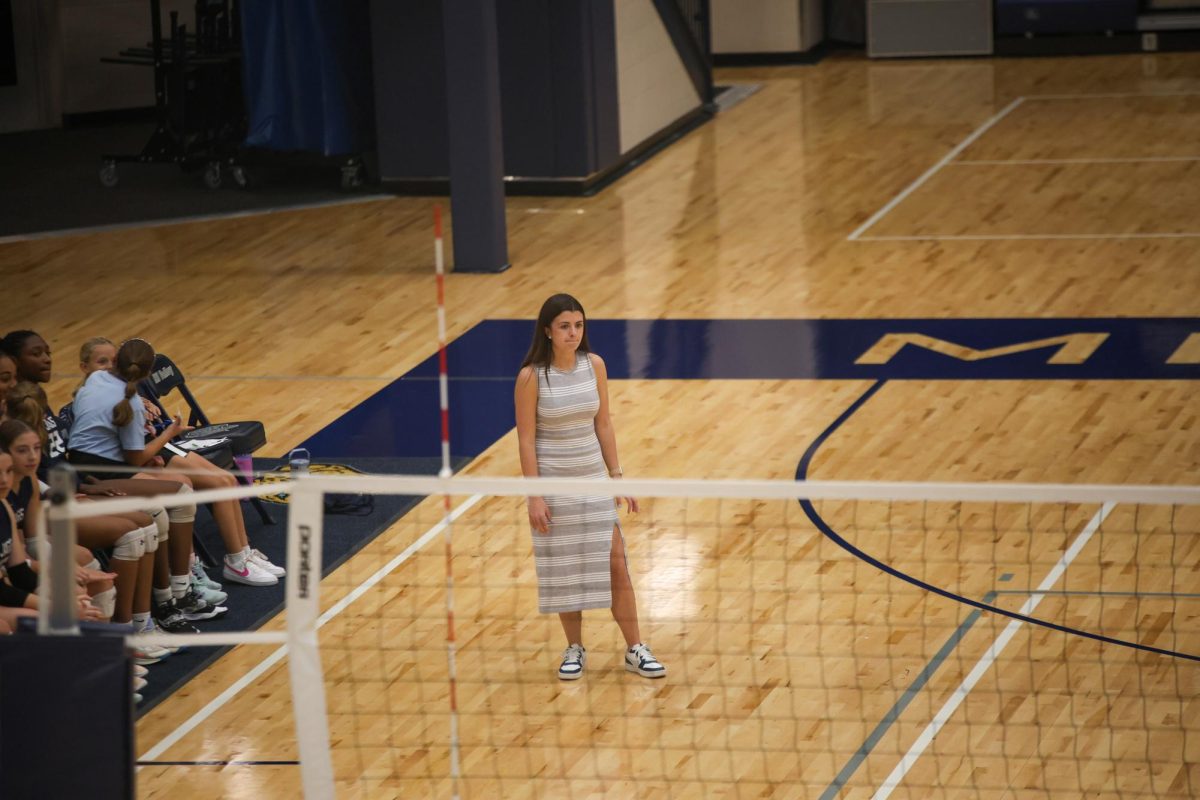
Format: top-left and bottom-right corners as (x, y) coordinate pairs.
(558, 644), (586, 680)
(151, 599), (200, 634)
(174, 587), (228, 621)
(624, 643), (666, 678)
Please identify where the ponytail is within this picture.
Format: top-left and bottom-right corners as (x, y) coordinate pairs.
(111, 338), (155, 429)
(111, 368), (142, 428)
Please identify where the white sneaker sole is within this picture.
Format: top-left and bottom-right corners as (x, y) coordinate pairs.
(625, 663), (666, 678)
(558, 668), (584, 681)
(222, 568), (277, 587)
(180, 605), (228, 621)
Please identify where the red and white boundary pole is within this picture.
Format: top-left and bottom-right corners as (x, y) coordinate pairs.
(434, 204), (462, 798)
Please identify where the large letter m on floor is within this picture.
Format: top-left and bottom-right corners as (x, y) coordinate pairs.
(855, 333), (1109, 365)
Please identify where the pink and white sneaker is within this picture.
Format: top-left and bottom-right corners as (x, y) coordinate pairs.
(249, 548), (286, 578)
(222, 554), (278, 586)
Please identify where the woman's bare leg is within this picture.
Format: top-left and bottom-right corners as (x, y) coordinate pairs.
(558, 612), (583, 646)
(162, 458), (246, 555)
(609, 526), (641, 648)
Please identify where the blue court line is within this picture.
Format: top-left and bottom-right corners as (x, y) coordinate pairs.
(794, 384), (1200, 665)
(819, 591), (998, 800)
(795, 379), (1200, 797)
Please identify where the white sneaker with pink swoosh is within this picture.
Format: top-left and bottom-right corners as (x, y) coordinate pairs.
(222, 552), (277, 586)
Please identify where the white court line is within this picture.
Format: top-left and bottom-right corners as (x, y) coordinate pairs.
(0, 194), (393, 245)
(870, 501), (1116, 800)
(1024, 91), (1200, 100)
(953, 156), (1200, 166)
(138, 492), (485, 763)
(856, 232), (1200, 242)
(48, 372), (395, 382)
(846, 97), (1026, 241)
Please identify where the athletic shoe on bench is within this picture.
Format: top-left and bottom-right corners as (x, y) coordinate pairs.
(131, 644), (171, 665)
(190, 574), (228, 605)
(191, 555), (224, 592)
(152, 598), (200, 633)
(223, 554), (278, 586)
(174, 587), (228, 621)
(249, 548), (286, 578)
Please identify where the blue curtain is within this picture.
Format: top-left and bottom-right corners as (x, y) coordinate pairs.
(240, 0), (375, 155)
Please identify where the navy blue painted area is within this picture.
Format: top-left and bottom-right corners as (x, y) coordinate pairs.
(409, 318), (1199, 380)
(299, 376), (514, 460)
(302, 317), (1197, 460)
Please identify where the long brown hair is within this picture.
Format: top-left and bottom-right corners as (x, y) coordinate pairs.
(520, 294), (590, 380)
(4, 382), (48, 452)
(112, 339), (155, 428)
(0, 418), (35, 453)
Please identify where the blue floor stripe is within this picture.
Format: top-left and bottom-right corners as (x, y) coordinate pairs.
(794, 384), (1200, 664)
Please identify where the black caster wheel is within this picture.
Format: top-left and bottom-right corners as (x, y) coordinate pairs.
(340, 163), (363, 190)
(99, 161), (119, 188)
(203, 161), (223, 190)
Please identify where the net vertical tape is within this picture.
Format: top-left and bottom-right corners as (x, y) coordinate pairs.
(435, 203), (463, 799)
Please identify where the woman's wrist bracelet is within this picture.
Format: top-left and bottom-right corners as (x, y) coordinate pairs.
(609, 467), (623, 477)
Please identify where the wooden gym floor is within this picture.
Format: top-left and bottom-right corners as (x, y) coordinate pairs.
(2, 51), (1199, 798)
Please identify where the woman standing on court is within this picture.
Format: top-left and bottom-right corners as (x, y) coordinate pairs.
(514, 293), (665, 681)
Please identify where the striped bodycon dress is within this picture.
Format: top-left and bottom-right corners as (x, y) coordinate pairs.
(532, 351), (620, 614)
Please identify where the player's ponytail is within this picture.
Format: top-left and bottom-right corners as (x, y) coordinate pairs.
(111, 339), (156, 428)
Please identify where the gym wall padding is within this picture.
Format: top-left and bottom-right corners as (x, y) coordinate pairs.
(0, 634), (133, 800)
(370, 0), (621, 181)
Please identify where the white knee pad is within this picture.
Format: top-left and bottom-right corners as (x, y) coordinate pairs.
(167, 484), (196, 524)
(91, 586), (116, 618)
(139, 523), (160, 554)
(112, 527), (146, 560)
(25, 536), (42, 560)
(147, 506), (169, 544)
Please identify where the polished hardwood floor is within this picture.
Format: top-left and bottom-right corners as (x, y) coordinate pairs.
(2, 51), (1199, 799)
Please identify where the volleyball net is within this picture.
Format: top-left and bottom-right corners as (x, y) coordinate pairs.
(43, 470), (1200, 799)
